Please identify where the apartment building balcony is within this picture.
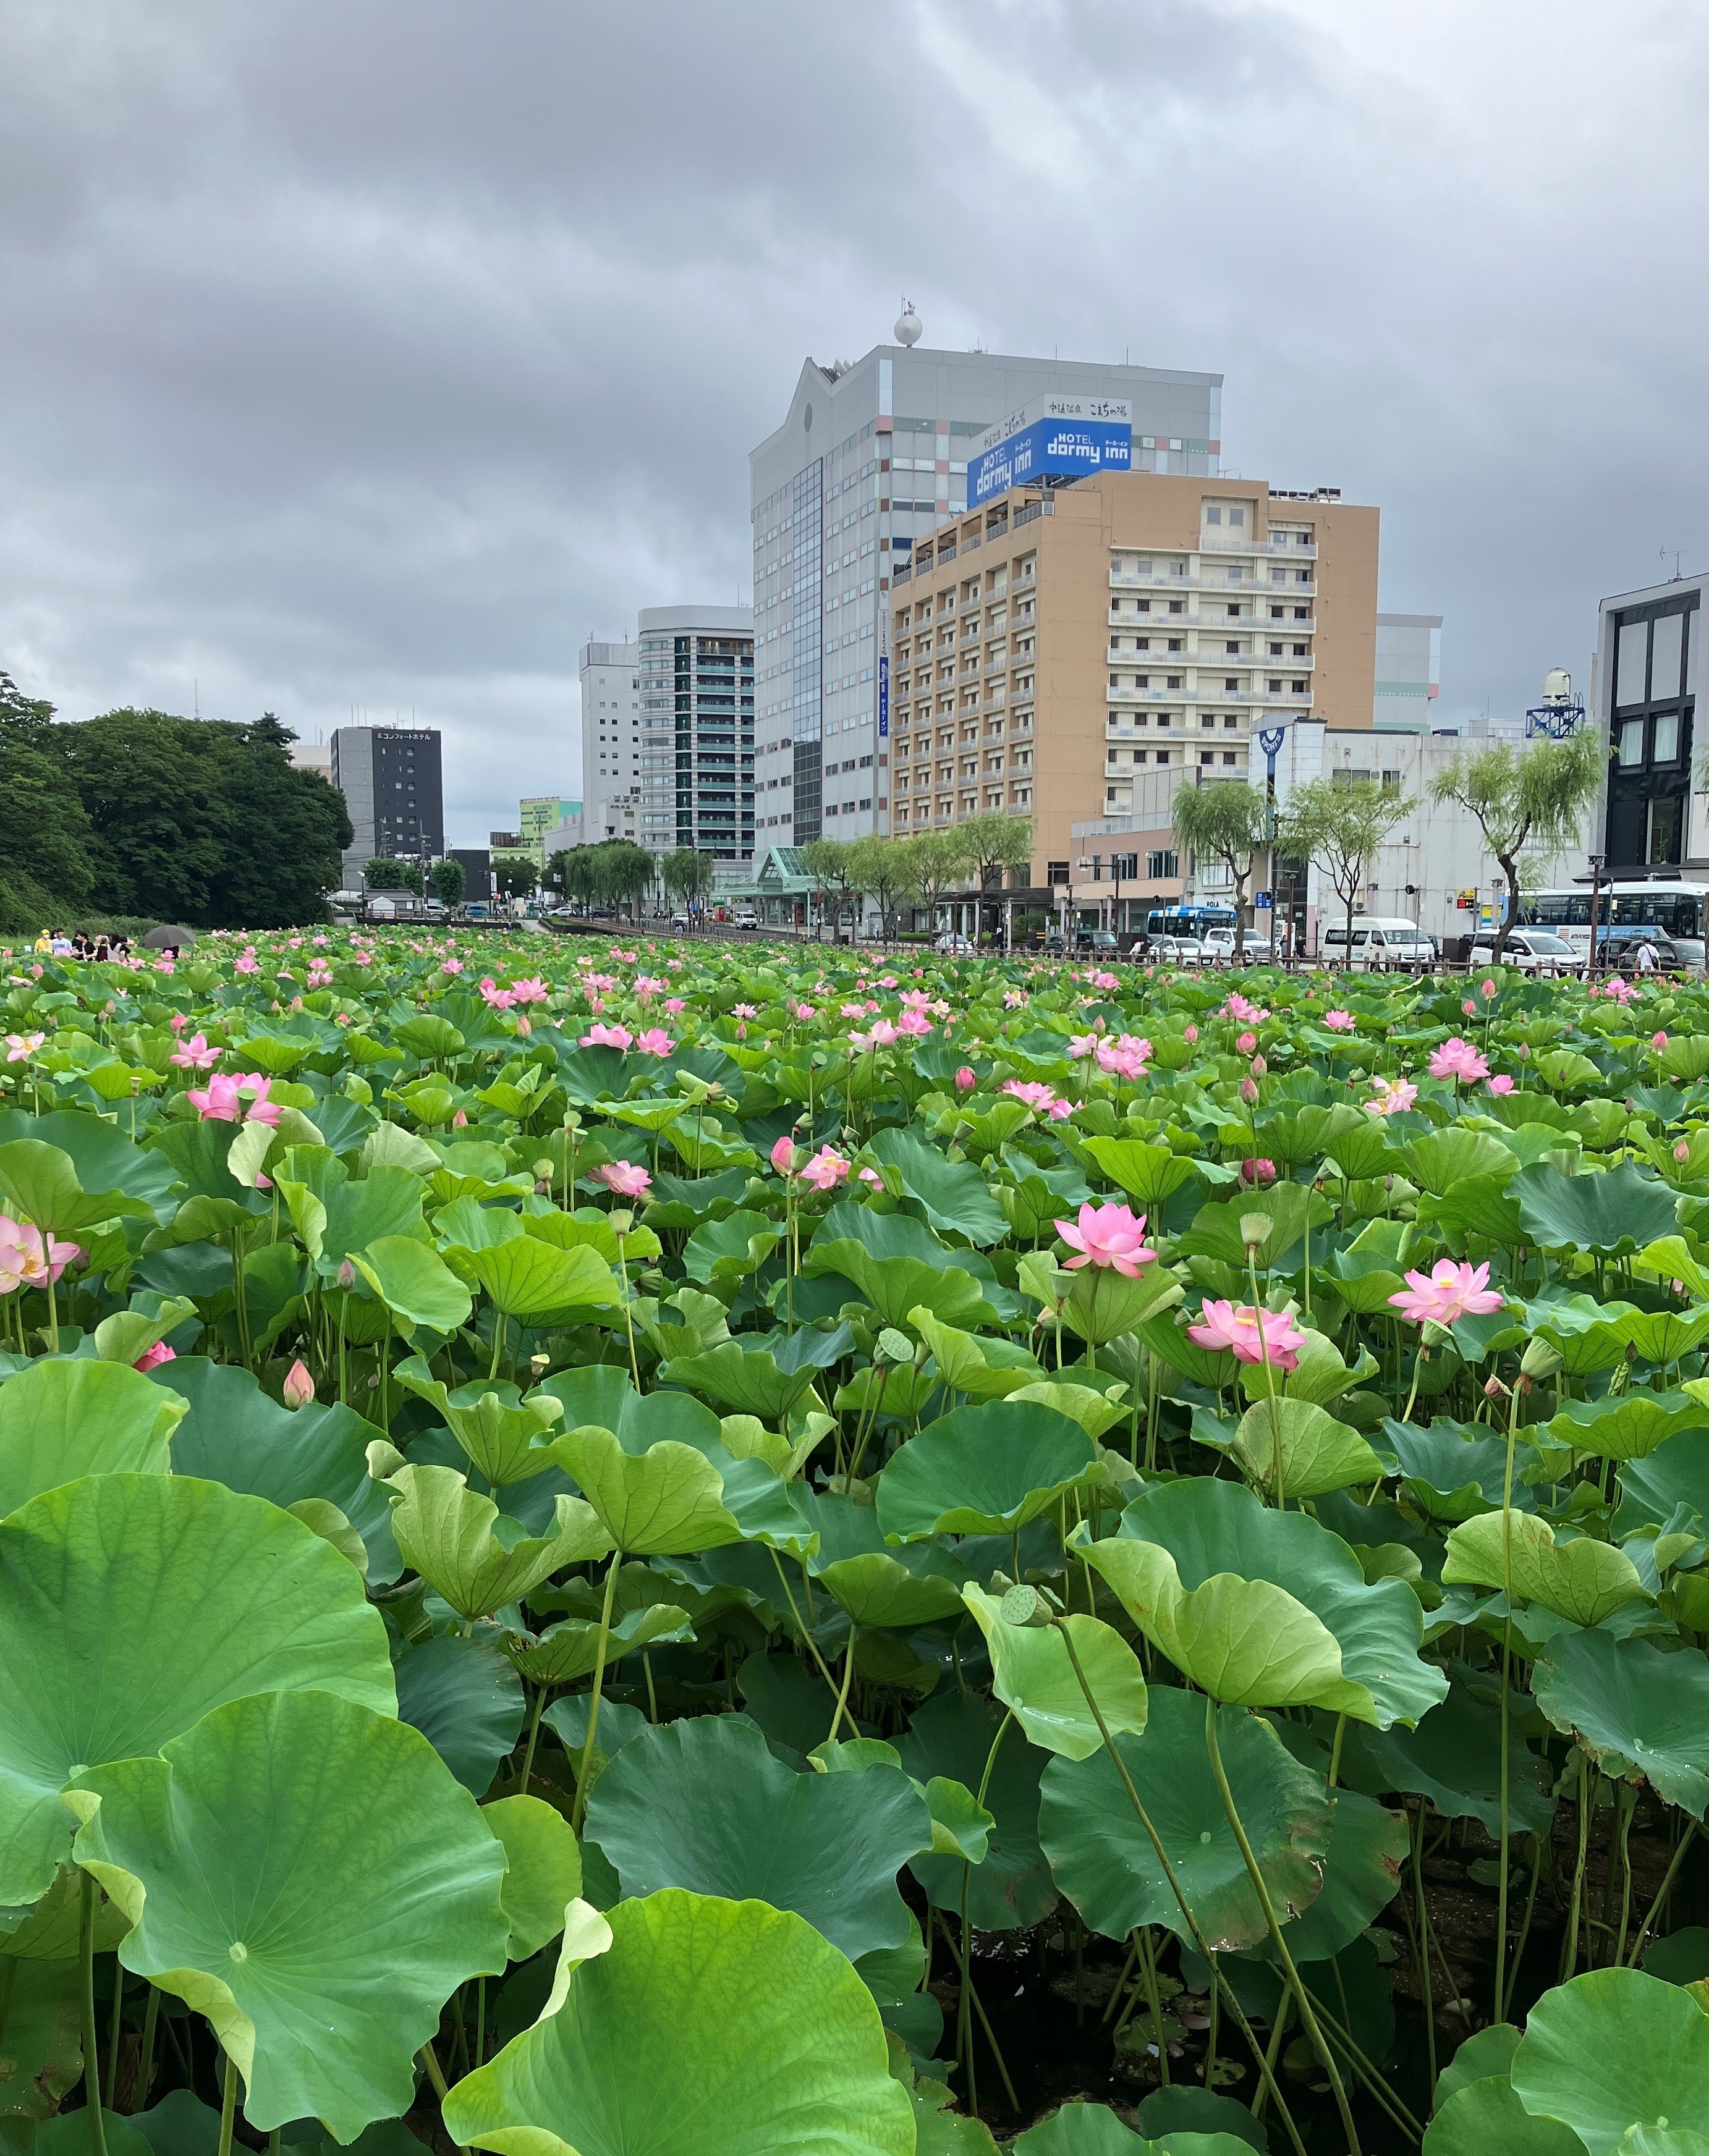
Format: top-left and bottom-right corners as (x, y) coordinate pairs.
(1109, 572), (1318, 599)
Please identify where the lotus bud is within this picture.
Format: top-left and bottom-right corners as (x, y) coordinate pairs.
(452, 1107), (469, 1127)
(1239, 1076), (1258, 1105)
(336, 1259), (357, 1290)
(1240, 1213), (1273, 1250)
(609, 1209), (634, 1236)
(1249, 1055), (1267, 1079)
(1483, 1374), (1509, 1400)
(1518, 1042), (1532, 1060)
(1655, 1031), (1669, 1049)
(515, 1015), (532, 1036)
(771, 1134), (797, 1175)
(1462, 999), (1476, 1017)
(955, 1066), (976, 1093)
(1677, 1141), (1692, 1164)
(530, 1353), (550, 1379)
(1184, 1023), (1198, 1043)
(282, 1359), (315, 1408)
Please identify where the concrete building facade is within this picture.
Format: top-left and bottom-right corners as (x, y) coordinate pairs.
(888, 469), (1378, 905)
(1375, 614), (1441, 731)
(330, 726), (444, 887)
(749, 335), (1223, 851)
(520, 797), (582, 861)
(1594, 571), (1705, 873)
(634, 605), (755, 869)
(579, 641), (640, 846)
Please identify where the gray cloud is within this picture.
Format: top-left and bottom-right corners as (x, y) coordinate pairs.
(2, 0), (1703, 838)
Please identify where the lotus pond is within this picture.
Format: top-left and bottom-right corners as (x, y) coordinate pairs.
(4, 928), (1709, 2153)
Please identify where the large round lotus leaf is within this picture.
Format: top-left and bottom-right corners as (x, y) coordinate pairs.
(899, 1691), (1054, 1932)
(379, 1460), (611, 1618)
(510, 1602), (693, 1686)
(962, 1589), (1148, 1761)
(441, 1889), (915, 2156)
(875, 1401), (1099, 1541)
(160, 1358), (401, 1583)
(1132, 2086), (1269, 2152)
(0, 1862), (130, 1958)
(1230, 1397), (1381, 1500)
(391, 1356), (560, 1486)
(1422, 2078), (1581, 2156)
(67, 1689), (509, 2144)
(0, 1474), (394, 1909)
(483, 1794), (583, 1961)
(1514, 1161), (1681, 1258)
(584, 1715), (929, 1962)
(349, 1237), (473, 1340)
(1340, 1684), (1556, 1839)
(0, 1955), (83, 2116)
(394, 1632), (525, 1797)
(1009, 2104), (1146, 2150)
(796, 1489), (967, 1628)
(0, 2112), (155, 2154)
(1511, 1967), (1709, 2155)
(1532, 1631), (1709, 1817)
(536, 1365), (723, 1455)
(1258, 1786), (1407, 1964)
(1038, 1686), (1330, 1952)
(0, 1359), (185, 1515)
(1442, 1509), (1651, 1627)
(463, 1237), (621, 1321)
(1547, 1390), (1709, 1463)
(1075, 1480), (1446, 1727)
(542, 1428), (745, 1556)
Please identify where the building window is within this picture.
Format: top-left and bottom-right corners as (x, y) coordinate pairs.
(1046, 861), (1070, 886)
(1147, 850), (1178, 877)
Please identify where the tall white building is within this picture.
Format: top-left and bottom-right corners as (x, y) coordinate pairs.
(748, 316), (1223, 847)
(579, 640), (640, 842)
(635, 606), (755, 869)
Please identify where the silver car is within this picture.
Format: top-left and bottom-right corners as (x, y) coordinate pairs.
(1467, 929), (1585, 979)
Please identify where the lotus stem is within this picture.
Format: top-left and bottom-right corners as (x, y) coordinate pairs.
(1135, 1922), (1169, 2086)
(136, 1987), (159, 2110)
(1053, 1621), (1308, 2156)
(1328, 1713), (1346, 1790)
(517, 1684), (547, 1797)
(216, 2048), (237, 2156)
(78, 1871), (109, 2156)
(826, 1625), (859, 1745)
(231, 1229), (252, 1370)
(1245, 1245), (1286, 1509)
(1563, 1752), (1591, 1980)
(1626, 1820), (1697, 1968)
(1203, 1693), (1362, 2155)
(1505, 1832), (1543, 2019)
(1409, 1803), (1436, 2092)
(1613, 1785), (1637, 1968)
(0, 1958), (13, 2065)
(1495, 1376), (1520, 2024)
(571, 1546), (624, 1832)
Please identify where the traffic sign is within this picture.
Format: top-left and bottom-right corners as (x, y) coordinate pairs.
(1254, 891), (1273, 910)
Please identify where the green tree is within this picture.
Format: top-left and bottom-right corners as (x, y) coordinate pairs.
(1429, 732), (1603, 962)
(846, 834), (908, 941)
(661, 848), (715, 910)
(0, 673), (93, 931)
(1169, 777), (1270, 957)
(799, 839), (857, 927)
(56, 709), (232, 924)
(492, 853), (538, 902)
(959, 810), (1035, 946)
(1281, 777), (1412, 965)
(432, 859), (466, 908)
(205, 714), (352, 929)
(364, 858), (425, 895)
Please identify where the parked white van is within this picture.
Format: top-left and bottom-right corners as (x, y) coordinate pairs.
(1319, 918), (1439, 973)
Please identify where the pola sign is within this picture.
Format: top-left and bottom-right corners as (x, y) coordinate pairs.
(969, 395), (1133, 507)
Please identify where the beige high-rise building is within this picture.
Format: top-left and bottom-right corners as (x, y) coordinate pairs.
(887, 470), (1378, 909)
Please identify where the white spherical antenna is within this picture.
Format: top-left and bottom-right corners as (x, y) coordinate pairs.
(1541, 667), (1572, 706)
(894, 299), (922, 347)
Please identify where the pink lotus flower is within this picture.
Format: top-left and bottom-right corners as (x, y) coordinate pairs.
(1056, 1203), (1156, 1277)
(511, 976), (549, 1005)
(1487, 1074), (1515, 1096)
(168, 1013), (189, 1033)
(732, 1003), (760, 1018)
(857, 1165), (883, 1186)
(633, 976), (666, 1002)
(1389, 1259), (1504, 1327)
(4, 1032), (45, 1062)
(442, 957), (464, 974)
(1240, 1159), (1277, 1186)
(1046, 1097), (1074, 1120)
(0, 1215), (82, 1291)
(955, 1067), (977, 1093)
(1605, 976), (1639, 1005)
(663, 997), (685, 1015)
(1323, 1010), (1356, 1033)
(896, 1010), (934, 1038)
(1480, 978), (1498, 1000)
(633, 1029), (675, 1057)
(841, 1004), (868, 1019)
(1067, 1031), (1100, 1060)
(1188, 1300), (1307, 1371)
(1428, 1036), (1490, 1083)
(1003, 991), (1026, 1009)
(1366, 1075), (1419, 1116)
(1184, 1024), (1198, 1044)
(185, 1073), (245, 1123)
(1091, 970), (1119, 992)
(792, 1002), (817, 1021)
(581, 1022), (634, 1051)
(480, 978), (517, 1010)
(593, 1160), (652, 1198)
(770, 1135), (798, 1174)
(1224, 992), (1262, 1023)
(849, 1020), (898, 1051)
(232, 955), (257, 975)
(169, 1031), (219, 1070)
(133, 1341), (176, 1372)
(1236, 1031), (1258, 1055)
(800, 1146), (851, 1192)
(1462, 999), (1477, 1018)
(1096, 1034), (1151, 1078)
(900, 989), (932, 1010)
(282, 1358), (316, 1406)
(1003, 1080), (1059, 1112)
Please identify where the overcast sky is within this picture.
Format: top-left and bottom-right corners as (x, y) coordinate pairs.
(4, 0), (1705, 843)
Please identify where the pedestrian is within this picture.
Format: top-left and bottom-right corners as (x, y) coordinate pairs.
(49, 929), (72, 958)
(1637, 934), (1659, 976)
(92, 933), (111, 963)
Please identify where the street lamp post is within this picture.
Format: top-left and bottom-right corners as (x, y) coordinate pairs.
(1587, 852), (1605, 978)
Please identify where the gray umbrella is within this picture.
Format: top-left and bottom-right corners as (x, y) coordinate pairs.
(139, 924), (197, 949)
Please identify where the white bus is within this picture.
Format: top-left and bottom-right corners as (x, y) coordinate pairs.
(1520, 882), (1709, 971)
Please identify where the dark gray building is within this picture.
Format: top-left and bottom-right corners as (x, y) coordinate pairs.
(1595, 573), (1700, 875)
(331, 726), (445, 885)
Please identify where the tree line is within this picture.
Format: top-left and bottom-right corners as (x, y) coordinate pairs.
(0, 671), (354, 933)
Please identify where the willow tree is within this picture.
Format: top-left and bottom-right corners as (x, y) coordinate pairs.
(1282, 776), (1412, 965)
(1429, 732), (1602, 963)
(1168, 777), (1270, 957)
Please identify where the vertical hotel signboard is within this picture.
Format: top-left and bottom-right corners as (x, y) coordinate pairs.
(969, 395), (1133, 508)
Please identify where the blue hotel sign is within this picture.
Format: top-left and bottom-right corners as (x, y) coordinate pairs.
(969, 395), (1133, 507)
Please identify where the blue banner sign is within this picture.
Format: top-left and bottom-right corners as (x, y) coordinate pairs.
(970, 415), (1132, 506)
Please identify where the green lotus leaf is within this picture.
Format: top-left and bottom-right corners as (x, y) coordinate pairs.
(1133, 2086), (1271, 2152)
(444, 1890), (914, 2156)
(1135, 1311), (1239, 1390)
(508, 1602), (693, 1685)
(1514, 1162), (1680, 1258)
(1422, 2078), (1581, 2156)
(908, 1308), (1045, 1400)
(1059, 1264), (1181, 1350)
(585, 1716), (929, 1961)
(1617, 1307), (1709, 1365)
(962, 1589), (1147, 1761)
(1401, 1128), (1518, 1196)
(541, 1428), (745, 1557)
(0, 1358), (184, 1514)
(159, 1358), (401, 1583)
(1532, 1631), (1709, 1817)
(0, 2110), (156, 2152)
(465, 1237), (622, 1319)
(1546, 1390), (1709, 1463)
(350, 1236), (473, 1338)
(1433, 2021), (1522, 2108)
(1230, 1397), (1382, 1499)
(1510, 1966), (1709, 2156)
(1383, 1418), (1537, 1525)
(392, 1356), (562, 1486)
(869, 1125), (1006, 1246)
(805, 1202), (1015, 1322)
(682, 1209), (783, 1285)
(1619, 1431), (1709, 1538)
(0, 1474), (393, 1908)
(1009, 2102), (1147, 2151)
(67, 1689), (507, 2142)
(394, 1632), (525, 1798)
(1176, 1182), (1332, 1270)
(89, 1295), (198, 1369)
(1079, 1137), (1202, 1207)
(818, 1553), (966, 1629)
(483, 1794), (583, 1961)
(1263, 1786), (1407, 1964)
(379, 1461), (612, 1619)
(1038, 1686), (1330, 1952)
(310, 1163), (431, 1274)
(899, 1691), (1054, 1932)
(0, 1138), (156, 1235)
(0, 1864), (129, 1959)
(1441, 1509), (1651, 1626)
(0, 1956), (82, 2118)
(875, 1401), (1099, 1541)
(657, 1323), (852, 1422)
(1237, 1327), (1377, 1410)
(0, 1109), (179, 1220)
(1339, 1683), (1555, 1838)
(1074, 1479), (1447, 1726)
(1005, 1381), (1131, 1442)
